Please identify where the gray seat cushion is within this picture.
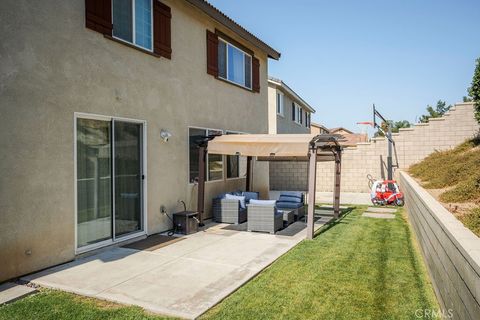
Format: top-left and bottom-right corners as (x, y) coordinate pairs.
(280, 191), (303, 199)
(276, 201), (303, 209)
(278, 195), (302, 203)
(242, 191), (259, 203)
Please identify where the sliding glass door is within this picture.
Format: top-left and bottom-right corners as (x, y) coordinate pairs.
(114, 121), (143, 237)
(76, 116), (145, 250)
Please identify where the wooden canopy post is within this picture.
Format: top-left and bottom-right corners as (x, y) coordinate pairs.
(306, 146), (317, 240)
(197, 144), (207, 226)
(333, 148), (342, 219)
(246, 156), (252, 192)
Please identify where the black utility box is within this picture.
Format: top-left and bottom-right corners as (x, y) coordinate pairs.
(172, 211), (199, 235)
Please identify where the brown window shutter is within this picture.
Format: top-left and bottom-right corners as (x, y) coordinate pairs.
(85, 0), (112, 36)
(153, 1), (172, 59)
(206, 30), (218, 76)
(252, 57), (260, 92)
(292, 103), (295, 121)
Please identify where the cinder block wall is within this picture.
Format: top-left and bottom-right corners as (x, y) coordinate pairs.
(400, 171), (480, 319)
(269, 162), (308, 191)
(270, 102), (479, 192)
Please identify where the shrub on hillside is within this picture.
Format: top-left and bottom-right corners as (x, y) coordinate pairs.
(409, 138), (480, 202)
(460, 208), (480, 237)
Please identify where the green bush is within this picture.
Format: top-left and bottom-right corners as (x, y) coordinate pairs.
(468, 58), (480, 123)
(460, 208), (480, 237)
(409, 138), (480, 202)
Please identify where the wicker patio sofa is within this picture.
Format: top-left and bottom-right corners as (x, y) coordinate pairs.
(247, 200), (283, 234)
(212, 191), (259, 224)
(275, 191), (305, 221)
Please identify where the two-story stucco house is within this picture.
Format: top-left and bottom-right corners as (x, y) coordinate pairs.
(267, 77), (316, 193)
(267, 77), (315, 134)
(0, 0), (280, 282)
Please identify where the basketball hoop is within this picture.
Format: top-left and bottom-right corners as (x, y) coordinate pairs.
(357, 121), (374, 127)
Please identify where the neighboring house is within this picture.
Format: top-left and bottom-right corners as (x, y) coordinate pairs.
(267, 77), (315, 134)
(0, 0), (280, 282)
(310, 122), (330, 135)
(329, 127), (354, 136)
(329, 127), (368, 146)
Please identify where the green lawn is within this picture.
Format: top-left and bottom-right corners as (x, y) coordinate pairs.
(0, 206), (438, 320)
(202, 206), (438, 320)
(0, 290), (174, 320)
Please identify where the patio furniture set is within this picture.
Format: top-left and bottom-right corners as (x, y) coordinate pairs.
(212, 191), (305, 234)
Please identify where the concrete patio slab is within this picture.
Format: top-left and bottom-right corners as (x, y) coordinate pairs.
(22, 247), (174, 296)
(22, 218), (332, 319)
(362, 212), (396, 219)
(0, 282), (36, 305)
(366, 207), (397, 213)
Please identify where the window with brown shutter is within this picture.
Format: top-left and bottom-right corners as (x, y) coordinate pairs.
(85, 0), (112, 35)
(292, 103), (295, 121)
(252, 57), (260, 93)
(207, 30), (219, 77)
(153, 0), (172, 59)
(86, 0), (171, 59)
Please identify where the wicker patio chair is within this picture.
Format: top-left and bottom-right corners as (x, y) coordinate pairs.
(275, 192), (306, 221)
(247, 202), (283, 234)
(212, 197), (247, 224)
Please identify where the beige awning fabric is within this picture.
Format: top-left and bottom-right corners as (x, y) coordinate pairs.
(207, 134), (318, 157)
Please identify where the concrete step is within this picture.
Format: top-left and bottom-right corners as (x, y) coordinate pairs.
(0, 282), (37, 305)
(366, 207), (397, 213)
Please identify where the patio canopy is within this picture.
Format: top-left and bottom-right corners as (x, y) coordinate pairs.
(207, 134), (340, 160)
(196, 134), (343, 240)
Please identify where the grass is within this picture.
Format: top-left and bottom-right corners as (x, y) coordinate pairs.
(0, 207), (438, 320)
(409, 137), (480, 236)
(0, 289), (174, 320)
(201, 206), (438, 320)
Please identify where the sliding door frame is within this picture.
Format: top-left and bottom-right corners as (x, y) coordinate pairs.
(74, 112), (148, 254)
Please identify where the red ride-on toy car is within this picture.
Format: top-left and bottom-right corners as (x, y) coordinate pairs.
(370, 179), (405, 206)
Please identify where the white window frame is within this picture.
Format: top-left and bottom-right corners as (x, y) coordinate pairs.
(188, 126), (225, 184)
(294, 103), (302, 125)
(74, 112), (148, 254)
(276, 92), (284, 117)
(218, 38), (253, 90)
(112, 0), (154, 52)
(225, 130), (248, 180)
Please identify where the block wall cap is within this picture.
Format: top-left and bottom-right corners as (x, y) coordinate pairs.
(428, 118), (446, 122)
(398, 128), (415, 132)
(454, 102), (474, 107)
(414, 123), (429, 127)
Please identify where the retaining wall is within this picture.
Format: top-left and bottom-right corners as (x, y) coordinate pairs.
(400, 171), (480, 320)
(270, 102), (479, 192)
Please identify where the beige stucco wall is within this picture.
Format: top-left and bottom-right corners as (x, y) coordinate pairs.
(0, 0), (271, 282)
(270, 103), (479, 193)
(267, 84), (310, 134)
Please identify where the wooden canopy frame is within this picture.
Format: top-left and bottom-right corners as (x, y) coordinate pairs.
(195, 134), (342, 239)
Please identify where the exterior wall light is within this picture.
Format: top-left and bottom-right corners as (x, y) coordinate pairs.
(160, 129), (172, 142)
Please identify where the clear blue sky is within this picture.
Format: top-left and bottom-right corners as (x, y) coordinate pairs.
(208, 0), (480, 132)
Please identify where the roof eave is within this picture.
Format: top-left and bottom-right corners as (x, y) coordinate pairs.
(268, 78), (316, 113)
(185, 0), (281, 60)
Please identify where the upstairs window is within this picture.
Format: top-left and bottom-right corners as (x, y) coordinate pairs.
(113, 0), (153, 51)
(292, 104), (302, 124)
(276, 92), (284, 116)
(218, 39), (252, 89)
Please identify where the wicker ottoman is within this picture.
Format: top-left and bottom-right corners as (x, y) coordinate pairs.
(280, 209), (294, 227)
